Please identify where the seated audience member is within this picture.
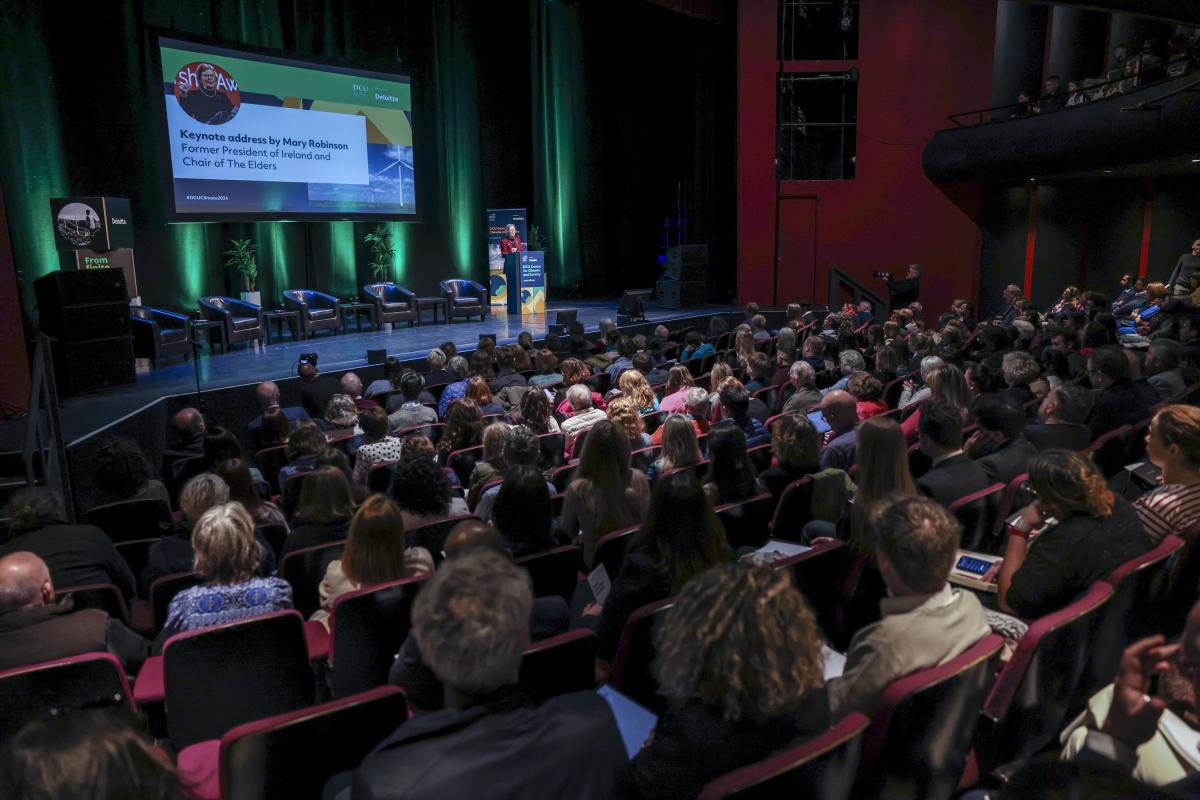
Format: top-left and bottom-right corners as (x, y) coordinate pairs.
(467, 422), (510, 508)
(473, 427), (556, 526)
(387, 371), (438, 433)
(1001, 350), (1041, 411)
(365, 355), (404, 399)
(258, 406), (292, 448)
(607, 395), (652, 451)
(298, 360), (341, 420)
(646, 414), (705, 483)
(624, 563), (830, 799)
(492, 464), (559, 557)
(799, 334), (828, 373)
(436, 356), (471, 418)
(156, 503), (292, 650)
(0, 487), (136, 603)
(436, 399), (484, 465)
(679, 330), (715, 362)
(465, 376), (505, 417)
(353, 406), (404, 485)
(706, 362), (733, 409)
(310, 495), (434, 629)
(340, 372), (377, 413)
(215, 458), (289, 532)
(743, 351), (773, 394)
(423, 348), (456, 386)
(635, 350), (670, 388)
(281, 467), (358, 557)
(898, 355), (945, 408)
(512, 388), (560, 434)
(561, 420), (651, 565)
(703, 426), (758, 505)
(516, 330), (535, 352)
(1146, 339), (1188, 400)
(917, 398), (993, 507)
(618, 368), (659, 414)
(468, 349), (496, 385)
(490, 346), (528, 393)
(88, 438), (171, 510)
(750, 313), (772, 343)
(1135, 405), (1200, 544)
(828, 495), (990, 718)
(201, 427), (256, 482)
(965, 394), (1039, 487)
(0, 551), (147, 672)
(277, 420), (327, 491)
(781, 360), (822, 414)
(771, 343), (796, 388)
(713, 378), (768, 446)
(1087, 346), (1155, 440)
(847, 371), (888, 421)
(818, 390), (860, 471)
(143, 473), (226, 593)
(605, 336), (638, 383)
(1025, 384), (1094, 452)
(339, 548), (624, 798)
(1, 708), (192, 798)
(651, 387), (711, 446)
(528, 349), (563, 391)
(900, 363), (975, 443)
(658, 365), (696, 413)
(170, 406), (207, 455)
(757, 414), (823, 498)
(591, 472), (733, 663)
(561, 384), (608, 457)
(555, 359), (607, 414)
(822, 349), (868, 396)
(323, 394), (362, 448)
(995, 450), (1150, 620)
(388, 456), (469, 529)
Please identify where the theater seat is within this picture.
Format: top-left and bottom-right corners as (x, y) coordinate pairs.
(328, 574), (430, 697)
(0, 653), (135, 747)
(130, 305), (192, 364)
(609, 597), (675, 714)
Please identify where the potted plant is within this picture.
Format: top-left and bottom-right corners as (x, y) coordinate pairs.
(223, 238), (260, 306)
(364, 225), (396, 282)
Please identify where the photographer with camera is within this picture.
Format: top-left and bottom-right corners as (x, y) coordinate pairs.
(875, 264), (921, 311)
(297, 353), (340, 420)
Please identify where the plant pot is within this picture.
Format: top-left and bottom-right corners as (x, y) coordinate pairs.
(240, 291), (262, 306)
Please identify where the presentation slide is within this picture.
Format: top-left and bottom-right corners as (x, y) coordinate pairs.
(158, 36), (415, 220)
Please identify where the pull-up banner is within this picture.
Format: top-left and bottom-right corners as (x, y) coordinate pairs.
(486, 207), (526, 308)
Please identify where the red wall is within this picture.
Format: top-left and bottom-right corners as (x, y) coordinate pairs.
(0, 180), (30, 411)
(737, 0), (997, 317)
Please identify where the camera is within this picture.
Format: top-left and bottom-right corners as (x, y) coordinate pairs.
(298, 352), (319, 367)
(872, 271), (893, 280)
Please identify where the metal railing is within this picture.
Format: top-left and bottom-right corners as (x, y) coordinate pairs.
(828, 265), (885, 313)
(22, 334), (73, 518)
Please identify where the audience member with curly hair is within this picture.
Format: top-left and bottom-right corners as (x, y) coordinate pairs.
(606, 395), (652, 450)
(88, 438), (170, 510)
(389, 456), (469, 528)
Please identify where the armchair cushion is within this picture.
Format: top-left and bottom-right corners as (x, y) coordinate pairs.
(232, 316), (260, 330)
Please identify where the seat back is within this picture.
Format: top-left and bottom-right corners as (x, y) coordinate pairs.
(609, 597), (674, 713)
(515, 545), (582, 604)
(220, 686), (406, 800)
(56, 582), (130, 625)
(256, 523), (289, 560)
(550, 463), (579, 493)
(593, 525), (641, 576)
(1163, 522), (1200, 636)
(715, 493), (775, 550)
(85, 498), (172, 544)
(149, 571), (201, 632)
(697, 712), (870, 800)
(977, 582), (1114, 772)
(538, 432), (568, 469)
(947, 483), (1006, 553)
(0, 653), (134, 746)
(1084, 423), (1135, 478)
(278, 541), (346, 618)
(769, 477), (815, 540)
(405, 515), (475, 558)
(446, 445), (483, 486)
(856, 633), (1005, 800)
(990, 472), (1032, 538)
(518, 629), (597, 699)
(163, 611), (314, 750)
(329, 575), (430, 697)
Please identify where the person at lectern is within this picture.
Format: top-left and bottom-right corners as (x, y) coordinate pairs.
(180, 63), (238, 125)
(499, 224), (523, 256)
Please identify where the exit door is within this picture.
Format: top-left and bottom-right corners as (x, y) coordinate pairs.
(775, 197), (817, 306)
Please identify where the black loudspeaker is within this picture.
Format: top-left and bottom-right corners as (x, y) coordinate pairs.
(33, 269), (134, 396)
(52, 336), (136, 395)
(367, 349), (386, 365)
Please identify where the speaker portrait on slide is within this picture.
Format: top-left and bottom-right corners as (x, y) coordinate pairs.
(175, 61), (241, 125)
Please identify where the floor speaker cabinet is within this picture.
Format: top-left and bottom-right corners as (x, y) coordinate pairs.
(656, 280), (706, 309)
(51, 335), (136, 395)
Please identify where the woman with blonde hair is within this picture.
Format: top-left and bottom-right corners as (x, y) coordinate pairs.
(996, 450), (1150, 619)
(732, 324), (756, 367)
(900, 363), (973, 442)
(467, 421), (511, 508)
(707, 361), (733, 412)
(659, 365), (696, 413)
(310, 495), (434, 629)
(618, 369), (658, 414)
(560, 419), (651, 565)
(157, 502), (292, 649)
(624, 562), (830, 798)
(606, 395), (651, 450)
(1136, 405), (1200, 543)
(646, 414), (703, 483)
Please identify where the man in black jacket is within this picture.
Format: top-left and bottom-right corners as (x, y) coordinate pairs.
(884, 264), (921, 310)
(1086, 346), (1154, 442)
(298, 360), (341, 420)
(1024, 384), (1094, 453)
(966, 394), (1039, 488)
(917, 399), (993, 508)
(337, 548), (623, 799)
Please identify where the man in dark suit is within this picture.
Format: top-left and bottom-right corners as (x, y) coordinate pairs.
(966, 394), (1039, 488)
(247, 380), (310, 448)
(1024, 384), (1094, 453)
(334, 547), (624, 799)
(917, 399), (993, 508)
(1086, 346), (1154, 442)
(298, 360), (341, 420)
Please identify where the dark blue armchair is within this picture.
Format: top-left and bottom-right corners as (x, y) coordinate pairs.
(362, 283), (417, 327)
(198, 296), (265, 349)
(282, 289), (341, 338)
(130, 306), (191, 364)
(439, 279), (489, 322)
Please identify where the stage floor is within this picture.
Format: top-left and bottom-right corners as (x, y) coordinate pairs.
(57, 299), (734, 443)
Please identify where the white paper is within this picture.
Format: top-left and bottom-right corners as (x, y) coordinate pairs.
(588, 562), (611, 606)
(822, 645), (847, 680)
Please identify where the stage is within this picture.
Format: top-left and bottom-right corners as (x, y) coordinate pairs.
(54, 298), (736, 444)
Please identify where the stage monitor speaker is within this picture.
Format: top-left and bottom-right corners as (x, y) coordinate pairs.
(34, 268), (131, 341)
(617, 289), (652, 319)
(478, 333), (498, 343)
(548, 308), (578, 336)
(51, 336), (135, 395)
(367, 349), (386, 365)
